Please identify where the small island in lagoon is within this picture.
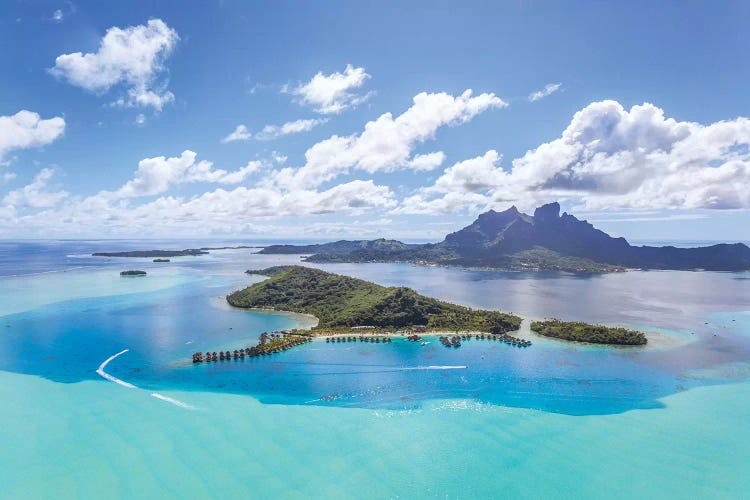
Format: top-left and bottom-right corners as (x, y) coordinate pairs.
(153, 258), (170, 263)
(93, 245), (259, 258)
(531, 319), (647, 345)
(97, 249), (208, 258)
(120, 270), (147, 276)
(193, 266), (647, 362)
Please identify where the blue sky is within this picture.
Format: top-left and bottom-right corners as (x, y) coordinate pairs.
(2, 0), (750, 241)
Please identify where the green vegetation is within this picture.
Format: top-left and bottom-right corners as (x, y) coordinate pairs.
(96, 249), (208, 257)
(120, 270), (147, 276)
(505, 248), (624, 272)
(260, 203), (750, 272)
(306, 246), (623, 272)
(530, 319), (647, 345)
(229, 266), (521, 334)
(259, 238), (413, 255)
(94, 246), (256, 258)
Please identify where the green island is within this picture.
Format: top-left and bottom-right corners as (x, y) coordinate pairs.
(193, 266), (648, 363)
(530, 319), (647, 345)
(93, 246), (258, 258)
(227, 265), (522, 334)
(120, 270), (147, 276)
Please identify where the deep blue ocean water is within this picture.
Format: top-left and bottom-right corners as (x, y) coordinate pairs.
(1, 240), (749, 416)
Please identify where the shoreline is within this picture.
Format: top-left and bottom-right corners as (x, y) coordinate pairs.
(223, 276), (680, 349)
(212, 298), (320, 329)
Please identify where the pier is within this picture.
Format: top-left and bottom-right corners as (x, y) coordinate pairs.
(326, 335), (393, 343)
(192, 331), (312, 363)
(439, 333), (531, 348)
(192, 328), (531, 363)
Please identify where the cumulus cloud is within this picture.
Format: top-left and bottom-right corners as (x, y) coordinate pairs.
(49, 19), (178, 111)
(285, 64), (372, 114)
(528, 83), (562, 102)
(396, 100), (750, 214)
(0, 110), (66, 162)
(109, 150), (261, 198)
(3, 168), (68, 208)
(221, 124), (251, 143)
(255, 118), (328, 141)
(1, 178), (395, 237)
(269, 89), (507, 189)
(52, 9), (63, 22)
(271, 151), (288, 164)
(407, 152), (446, 171)
(589, 214), (709, 223)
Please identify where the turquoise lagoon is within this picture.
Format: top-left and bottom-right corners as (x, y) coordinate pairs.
(1, 241), (749, 498)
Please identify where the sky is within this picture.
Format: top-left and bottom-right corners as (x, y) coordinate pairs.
(2, 0), (750, 241)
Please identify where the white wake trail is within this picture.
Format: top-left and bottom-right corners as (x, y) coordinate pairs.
(399, 365), (467, 371)
(96, 349), (137, 389)
(150, 393), (196, 409)
(96, 349), (195, 410)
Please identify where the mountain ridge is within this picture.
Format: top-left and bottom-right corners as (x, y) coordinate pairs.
(259, 203), (750, 272)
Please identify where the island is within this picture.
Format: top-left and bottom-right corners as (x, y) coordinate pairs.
(530, 319), (647, 345)
(192, 266), (648, 363)
(228, 265), (522, 334)
(153, 258), (170, 262)
(93, 245), (259, 258)
(96, 249), (208, 258)
(259, 202), (750, 272)
(120, 270), (147, 276)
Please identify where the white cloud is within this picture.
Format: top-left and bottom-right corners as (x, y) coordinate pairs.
(221, 124), (251, 143)
(255, 118), (328, 141)
(136, 179), (394, 219)
(589, 214), (709, 223)
(3, 168), (68, 208)
(271, 151), (288, 164)
(269, 89), (507, 189)
(52, 9), (64, 22)
(397, 190), (492, 215)
(529, 83), (562, 102)
(49, 19), (178, 111)
(396, 100), (750, 214)
(110, 150), (261, 198)
(135, 113), (146, 126)
(2, 172), (17, 183)
(1, 178), (395, 237)
(285, 64), (372, 114)
(0, 110), (66, 163)
(407, 152), (446, 171)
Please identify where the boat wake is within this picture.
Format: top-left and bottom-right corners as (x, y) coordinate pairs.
(151, 393), (196, 409)
(399, 365), (467, 370)
(96, 349), (137, 388)
(96, 349), (195, 410)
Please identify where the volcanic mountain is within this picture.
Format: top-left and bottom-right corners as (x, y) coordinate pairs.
(260, 202), (750, 272)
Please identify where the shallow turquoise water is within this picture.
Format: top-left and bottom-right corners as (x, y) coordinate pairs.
(1, 242), (750, 497)
(1, 371), (748, 498)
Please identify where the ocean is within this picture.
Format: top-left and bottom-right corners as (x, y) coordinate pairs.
(0, 240), (748, 498)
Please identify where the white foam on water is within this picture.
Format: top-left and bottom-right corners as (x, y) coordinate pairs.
(97, 349), (195, 410)
(399, 365), (467, 370)
(150, 393), (196, 410)
(96, 349), (138, 389)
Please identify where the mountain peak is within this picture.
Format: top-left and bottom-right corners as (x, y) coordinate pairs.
(477, 205), (519, 219)
(533, 202), (561, 222)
